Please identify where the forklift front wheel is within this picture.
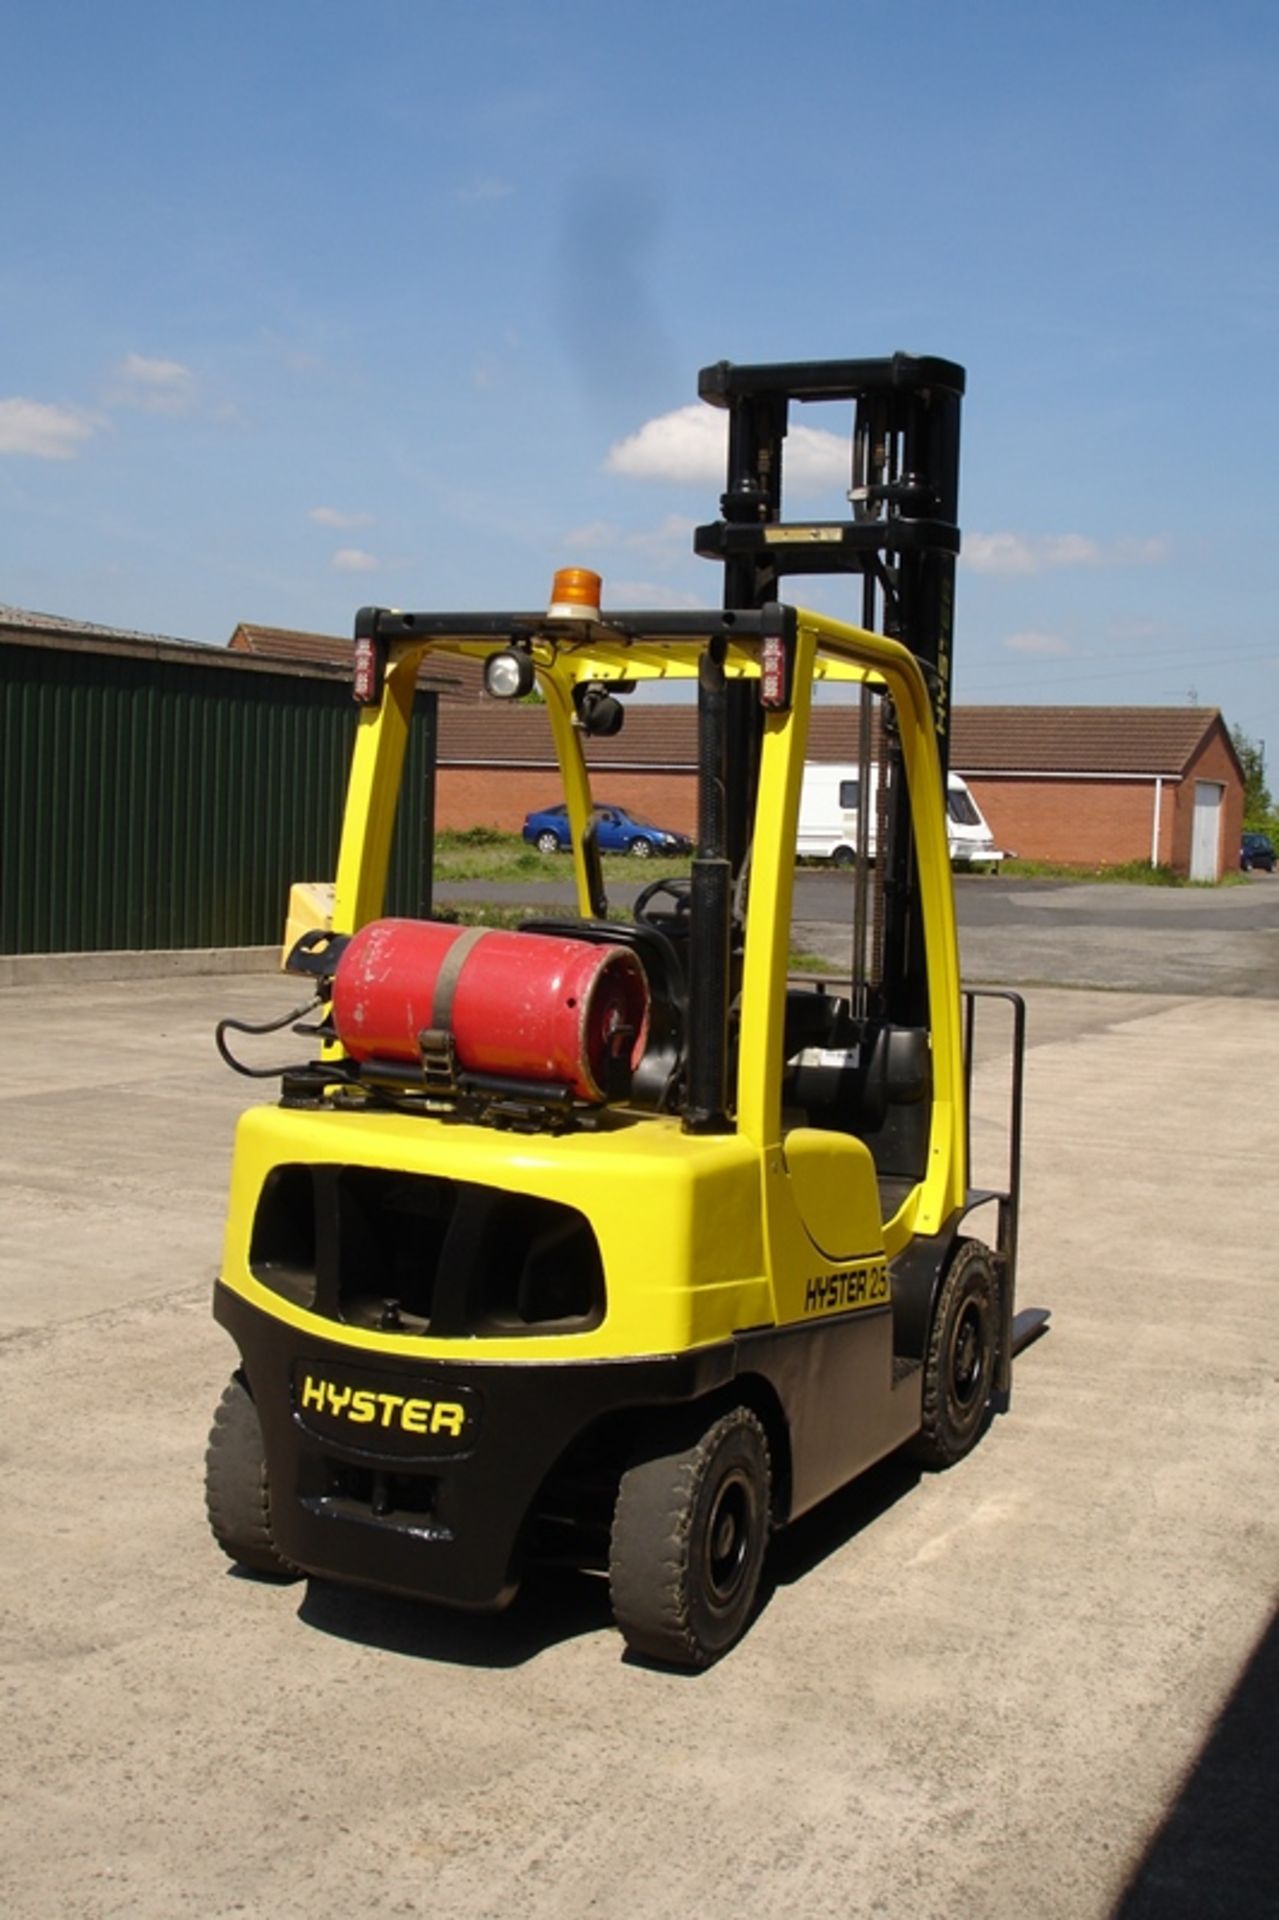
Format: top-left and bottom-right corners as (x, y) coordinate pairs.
(909, 1239), (999, 1470)
(205, 1372), (300, 1581)
(609, 1405), (771, 1669)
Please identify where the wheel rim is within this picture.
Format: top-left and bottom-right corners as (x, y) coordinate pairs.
(701, 1469), (756, 1609)
(949, 1299), (989, 1413)
(537, 833), (559, 853)
(631, 839), (652, 858)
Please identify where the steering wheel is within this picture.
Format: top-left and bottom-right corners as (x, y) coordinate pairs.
(633, 874), (692, 927)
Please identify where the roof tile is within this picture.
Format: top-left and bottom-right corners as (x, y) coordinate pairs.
(952, 705), (1223, 776)
(229, 623), (488, 701)
(438, 699), (1224, 778)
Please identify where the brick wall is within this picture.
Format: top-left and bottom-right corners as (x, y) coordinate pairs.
(964, 776), (1170, 869)
(968, 716), (1242, 876)
(440, 720), (1244, 877)
(443, 766), (1224, 872)
(1169, 726), (1244, 878)
(437, 768), (698, 836)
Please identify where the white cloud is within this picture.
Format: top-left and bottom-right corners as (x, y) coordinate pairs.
(607, 581), (711, 611)
(107, 353), (196, 415)
(310, 506), (375, 529)
(606, 405), (847, 499)
(626, 514), (699, 565)
(1003, 630), (1076, 657)
(606, 405), (723, 485)
(1106, 618), (1165, 643)
(784, 425), (851, 492)
(0, 397), (97, 458)
(331, 548), (379, 572)
(562, 513), (698, 569)
(964, 531), (1167, 576)
(562, 518), (620, 548)
(457, 177), (514, 203)
(1113, 536), (1168, 565)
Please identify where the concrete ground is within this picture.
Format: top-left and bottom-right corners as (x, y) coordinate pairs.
(1, 962), (1276, 1919)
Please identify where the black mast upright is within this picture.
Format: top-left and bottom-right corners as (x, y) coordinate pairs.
(693, 352), (965, 1040)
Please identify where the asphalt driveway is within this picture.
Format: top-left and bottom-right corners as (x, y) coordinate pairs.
(426, 867), (1279, 998)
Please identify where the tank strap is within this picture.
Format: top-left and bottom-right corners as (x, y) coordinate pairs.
(431, 925), (489, 1032)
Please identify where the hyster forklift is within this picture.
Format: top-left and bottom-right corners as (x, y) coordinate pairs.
(208, 353), (1027, 1667)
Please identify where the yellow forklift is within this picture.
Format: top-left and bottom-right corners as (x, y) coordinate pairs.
(208, 354), (1026, 1666)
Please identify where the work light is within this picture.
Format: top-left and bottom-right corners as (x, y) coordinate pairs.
(483, 645), (535, 700)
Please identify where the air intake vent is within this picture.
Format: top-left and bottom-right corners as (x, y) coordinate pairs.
(250, 1166), (605, 1336)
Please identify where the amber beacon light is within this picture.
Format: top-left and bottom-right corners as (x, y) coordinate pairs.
(547, 567), (603, 619)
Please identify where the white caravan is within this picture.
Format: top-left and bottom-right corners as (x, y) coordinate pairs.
(797, 762), (1006, 868)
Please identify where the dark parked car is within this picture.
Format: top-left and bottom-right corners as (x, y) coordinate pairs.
(522, 802), (693, 859)
(1241, 830), (1276, 872)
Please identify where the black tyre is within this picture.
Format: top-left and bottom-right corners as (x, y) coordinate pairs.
(535, 830), (561, 855)
(205, 1372), (299, 1580)
(609, 1405), (771, 1668)
(628, 837), (653, 859)
(831, 845), (856, 868)
(909, 1239), (999, 1469)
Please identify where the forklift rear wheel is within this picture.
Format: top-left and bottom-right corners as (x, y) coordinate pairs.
(910, 1239), (998, 1469)
(205, 1372), (300, 1580)
(609, 1405), (771, 1668)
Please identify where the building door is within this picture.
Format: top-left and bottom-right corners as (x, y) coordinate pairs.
(1190, 780), (1224, 882)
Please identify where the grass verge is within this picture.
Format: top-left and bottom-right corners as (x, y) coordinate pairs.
(437, 832), (1246, 890)
(434, 828), (690, 885)
(996, 857), (1238, 887)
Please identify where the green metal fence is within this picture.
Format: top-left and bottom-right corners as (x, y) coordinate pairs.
(1, 639), (436, 954)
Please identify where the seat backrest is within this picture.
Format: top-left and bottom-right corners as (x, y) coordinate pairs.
(783, 1022), (932, 1180)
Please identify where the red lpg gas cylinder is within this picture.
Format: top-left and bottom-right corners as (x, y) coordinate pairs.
(331, 918), (650, 1103)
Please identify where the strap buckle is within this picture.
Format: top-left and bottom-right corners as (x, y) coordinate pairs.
(416, 1026), (459, 1093)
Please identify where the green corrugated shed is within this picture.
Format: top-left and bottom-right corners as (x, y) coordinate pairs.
(1, 622), (437, 955)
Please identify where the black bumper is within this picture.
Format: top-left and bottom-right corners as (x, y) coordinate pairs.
(214, 1284), (735, 1609)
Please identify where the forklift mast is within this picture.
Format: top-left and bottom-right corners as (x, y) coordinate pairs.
(686, 354), (965, 1131)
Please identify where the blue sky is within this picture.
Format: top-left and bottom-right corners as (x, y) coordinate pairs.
(3, 0), (1277, 766)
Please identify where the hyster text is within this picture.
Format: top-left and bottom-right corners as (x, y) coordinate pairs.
(298, 1375), (466, 1437)
(804, 1263), (889, 1315)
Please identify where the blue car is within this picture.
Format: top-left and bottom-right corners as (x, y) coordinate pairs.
(522, 802), (693, 859)
(1241, 830), (1276, 873)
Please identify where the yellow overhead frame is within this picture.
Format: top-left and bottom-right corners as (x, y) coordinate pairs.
(326, 607), (962, 1238)
(332, 615), (879, 937)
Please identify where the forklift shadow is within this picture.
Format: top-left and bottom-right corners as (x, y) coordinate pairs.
(763, 1451), (923, 1598)
(294, 1565), (614, 1669)
(762, 1311), (1050, 1602)
(286, 1454), (932, 1672)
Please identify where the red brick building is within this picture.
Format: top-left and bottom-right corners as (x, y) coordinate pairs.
(229, 627), (1243, 879)
(955, 707), (1244, 881)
